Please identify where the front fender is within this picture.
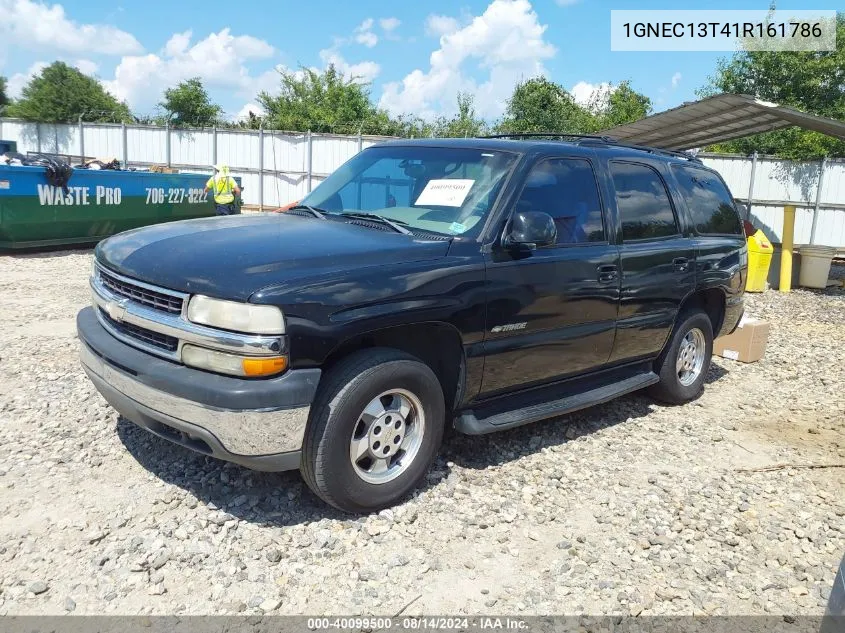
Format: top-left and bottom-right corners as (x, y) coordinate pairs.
(251, 255), (487, 369)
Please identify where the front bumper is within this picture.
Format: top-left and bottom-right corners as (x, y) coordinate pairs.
(77, 307), (320, 471)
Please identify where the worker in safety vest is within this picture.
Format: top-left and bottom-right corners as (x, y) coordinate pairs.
(204, 164), (242, 216)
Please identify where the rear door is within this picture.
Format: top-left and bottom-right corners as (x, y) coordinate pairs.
(606, 160), (695, 364)
(479, 154), (620, 397)
(669, 162), (747, 283)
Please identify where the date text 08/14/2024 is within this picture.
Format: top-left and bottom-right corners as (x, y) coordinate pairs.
(307, 617), (528, 630)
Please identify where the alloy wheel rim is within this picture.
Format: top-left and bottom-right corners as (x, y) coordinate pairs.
(676, 327), (706, 387)
(349, 389), (426, 485)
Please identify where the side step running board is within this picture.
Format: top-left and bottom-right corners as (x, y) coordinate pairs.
(455, 371), (659, 435)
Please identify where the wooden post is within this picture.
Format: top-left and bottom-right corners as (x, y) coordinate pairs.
(779, 205), (796, 292)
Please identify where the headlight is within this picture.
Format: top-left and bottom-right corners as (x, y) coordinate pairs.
(182, 345), (288, 377)
(187, 295), (285, 334)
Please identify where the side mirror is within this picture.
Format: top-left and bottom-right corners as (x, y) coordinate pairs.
(504, 211), (557, 250)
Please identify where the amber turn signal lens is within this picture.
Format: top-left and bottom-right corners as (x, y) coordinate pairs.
(242, 356), (288, 377)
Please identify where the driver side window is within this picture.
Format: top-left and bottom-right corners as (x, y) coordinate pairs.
(516, 158), (606, 245)
(333, 158), (413, 212)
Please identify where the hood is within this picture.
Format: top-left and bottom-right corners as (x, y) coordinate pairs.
(96, 214), (451, 301)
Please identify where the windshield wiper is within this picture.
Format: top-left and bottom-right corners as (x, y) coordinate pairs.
(339, 212), (412, 235)
(286, 204), (328, 219)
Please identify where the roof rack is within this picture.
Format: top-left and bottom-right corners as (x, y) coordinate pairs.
(480, 132), (702, 163)
(482, 133), (618, 142)
(581, 139), (703, 163)
(481, 132), (702, 162)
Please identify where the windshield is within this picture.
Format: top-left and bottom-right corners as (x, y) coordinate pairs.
(300, 145), (517, 236)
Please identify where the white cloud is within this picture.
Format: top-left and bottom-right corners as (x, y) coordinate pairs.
(102, 28), (275, 113)
(381, 0), (556, 119)
(354, 18), (378, 48)
(252, 65), (286, 97)
(235, 102), (265, 122)
(671, 71), (682, 88)
(75, 59), (99, 76)
(425, 14), (460, 37)
(164, 30), (192, 57)
(0, 0), (142, 56)
(315, 18), (383, 84)
(355, 31), (378, 48)
(379, 17), (401, 32)
(7, 61), (48, 98)
(319, 48), (380, 84)
(571, 80), (613, 109)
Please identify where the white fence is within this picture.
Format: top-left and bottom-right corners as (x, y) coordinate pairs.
(699, 153), (845, 249)
(0, 118), (393, 210)
(2, 118), (843, 248)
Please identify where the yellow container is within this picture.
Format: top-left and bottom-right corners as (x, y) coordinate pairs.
(746, 229), (773, 292)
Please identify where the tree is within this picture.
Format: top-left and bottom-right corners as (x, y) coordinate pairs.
(239, 109), (263, 129)
(429, 93), (488, 137)
(588, 81), (652, 131)
(6, 62), (131, 123)
(159, 78), (222, 128)
(257, 65), (393, 134)
(379, 113), (431, 138)
(497, 77), (593, 134)
(0, 76), (8, 110)
(698, 13), (845, 159)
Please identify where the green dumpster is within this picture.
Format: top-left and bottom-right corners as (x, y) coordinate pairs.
(0, 164), (238, 250)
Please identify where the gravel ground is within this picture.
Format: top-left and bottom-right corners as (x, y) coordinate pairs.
(0, 250), (843, 617)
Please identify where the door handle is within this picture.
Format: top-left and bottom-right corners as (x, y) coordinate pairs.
(597, 264), (618, 283)
(673, 257), (690, 272)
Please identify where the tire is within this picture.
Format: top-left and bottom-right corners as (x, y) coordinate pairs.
(649, 309), (714, 405)
(300, 348), (445, 513)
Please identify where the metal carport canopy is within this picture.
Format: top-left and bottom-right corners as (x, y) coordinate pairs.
(600, 93), (845, 151)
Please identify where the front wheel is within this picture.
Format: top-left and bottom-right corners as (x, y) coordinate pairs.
(649, 310), (713, 405)
(300, 348), (445, 513)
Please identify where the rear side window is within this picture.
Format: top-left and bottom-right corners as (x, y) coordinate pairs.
(672, 165), (743, 235)
(610, 162), (679, 241)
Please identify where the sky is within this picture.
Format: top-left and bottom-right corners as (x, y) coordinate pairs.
(0, 0), (840, 123)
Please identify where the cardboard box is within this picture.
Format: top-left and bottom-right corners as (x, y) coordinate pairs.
(713, 315), (770, 363)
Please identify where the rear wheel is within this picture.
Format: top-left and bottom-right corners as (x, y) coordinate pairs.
(300, 348), (445, 513)
(650, 309), (713, 405)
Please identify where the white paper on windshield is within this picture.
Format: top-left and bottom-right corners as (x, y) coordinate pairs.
(414, 179), (475, 207)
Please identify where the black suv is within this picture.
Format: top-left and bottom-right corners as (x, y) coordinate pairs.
(77, 135), (748, 512)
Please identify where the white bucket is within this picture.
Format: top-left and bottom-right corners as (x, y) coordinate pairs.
(798, 245), (837, 289)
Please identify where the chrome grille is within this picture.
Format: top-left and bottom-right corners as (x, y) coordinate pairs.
(99, 309), (178, 352)
(98, 267), (184, 314)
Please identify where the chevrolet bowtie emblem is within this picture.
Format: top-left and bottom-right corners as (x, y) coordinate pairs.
(106, 299), (128, 323)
